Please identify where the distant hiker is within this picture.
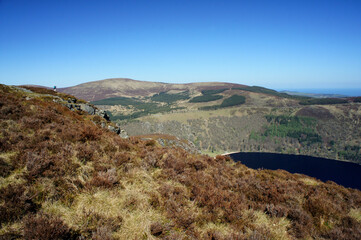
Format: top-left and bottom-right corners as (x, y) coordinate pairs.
(54, 86), (57, 92)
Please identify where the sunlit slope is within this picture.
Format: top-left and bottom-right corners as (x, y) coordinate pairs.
(1, 84), (360, 239)
(59, 78), (246, 101)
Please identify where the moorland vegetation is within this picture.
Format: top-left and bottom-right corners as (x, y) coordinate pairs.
(0, 84), (361, 239)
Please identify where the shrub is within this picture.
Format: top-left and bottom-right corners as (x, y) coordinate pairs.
(92, 226), (114, 240)
(264, 204), (287, 218)
(338, 145), (361, 161)
(353, 97), (361, 103)
(88, 168), (119, 188)
(113, 152), (132, 167)
(198, 94), (246, 110)
(263, 115), (322, 144)
(23, 213), (78, 240)
(150, 222), (169, 237)
(79, 125), (102, 142)
(92, 115), (104, 124)
(113, 138), (132, 151)
(234, 86), (304, 99)
(0, 184), (39, 224)
(287, 208), (312, 238)
(79, 210), (122, 237)
(189, 94), (223, 103)
(26, 151), (53, 178)
(0, 157), (14, 177)
(220, 94), (246, 107)
(76, 144), (95, 163)
(198, 105), (221, 111)
(20, 116), (43, 130)
(201, 88), (228, 95)
(299, 98), (348, 105)
(151, 91), (190, 103)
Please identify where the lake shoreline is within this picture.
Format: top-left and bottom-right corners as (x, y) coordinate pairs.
(228, 152), (361, 190)
(224, 151), (358, 165)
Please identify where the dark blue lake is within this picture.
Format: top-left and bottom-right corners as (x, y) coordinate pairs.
(229, 152), (361, 191)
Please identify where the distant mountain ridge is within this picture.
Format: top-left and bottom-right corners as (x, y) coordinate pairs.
(59, 78), (247, 101)
(280, 90), (348, 98)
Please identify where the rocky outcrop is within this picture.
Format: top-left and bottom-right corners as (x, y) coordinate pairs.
(107, 125), (129, 138)
(64, 98), (127, 138)
(14, 86), (127, 138)
(64, 98), (111, 121)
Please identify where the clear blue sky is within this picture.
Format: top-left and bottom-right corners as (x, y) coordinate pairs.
(1, 0), (361, 89)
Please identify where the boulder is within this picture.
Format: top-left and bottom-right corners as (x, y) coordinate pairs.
(78, 104), (96, 115)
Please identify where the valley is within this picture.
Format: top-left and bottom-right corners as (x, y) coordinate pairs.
(60, 78), (361, 164)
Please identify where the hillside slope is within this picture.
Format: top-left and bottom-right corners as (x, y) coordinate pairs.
(59, 78), (361, 163)
(1, 84), (361, 239)
(122, 103), (361, 163)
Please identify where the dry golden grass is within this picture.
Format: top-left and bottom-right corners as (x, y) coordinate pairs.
(349, 208), (361, 222)
(0, 167), (26, 189)
(0, 221), (22, 236)
(199, 222), (233, 237)
(0, 151), (17, 162)
(43, 171), (168, 239)
(300, 177), (320, 186)
(251, 210), (291, 240)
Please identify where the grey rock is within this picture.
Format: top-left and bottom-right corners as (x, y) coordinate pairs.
(67, 98), (77, 103)
(79, 104), (96, 115)
(108, 125), (121, 134)
(107, 125), (128, 138)
(119, 129), (129, 139)
(95, 109), (110, 121)
(12, 86), (33, 93)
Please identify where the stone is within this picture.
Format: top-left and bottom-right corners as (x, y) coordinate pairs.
(119, 130), (129, 139)
(78, 104), (96, 115)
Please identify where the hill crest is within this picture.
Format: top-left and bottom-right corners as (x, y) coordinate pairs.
(59, 78), (247, 101)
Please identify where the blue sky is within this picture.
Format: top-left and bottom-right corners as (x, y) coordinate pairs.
(1, 0), (360, 90)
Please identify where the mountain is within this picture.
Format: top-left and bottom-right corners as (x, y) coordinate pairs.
(1, 84), (360, 239)
(59, 78), (361, 164)
(59, 78), (247, 101)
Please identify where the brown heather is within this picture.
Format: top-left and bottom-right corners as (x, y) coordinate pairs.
(0, 84), (360, 239)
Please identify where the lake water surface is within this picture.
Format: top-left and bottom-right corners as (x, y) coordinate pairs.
(229, 152), (361, 190)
